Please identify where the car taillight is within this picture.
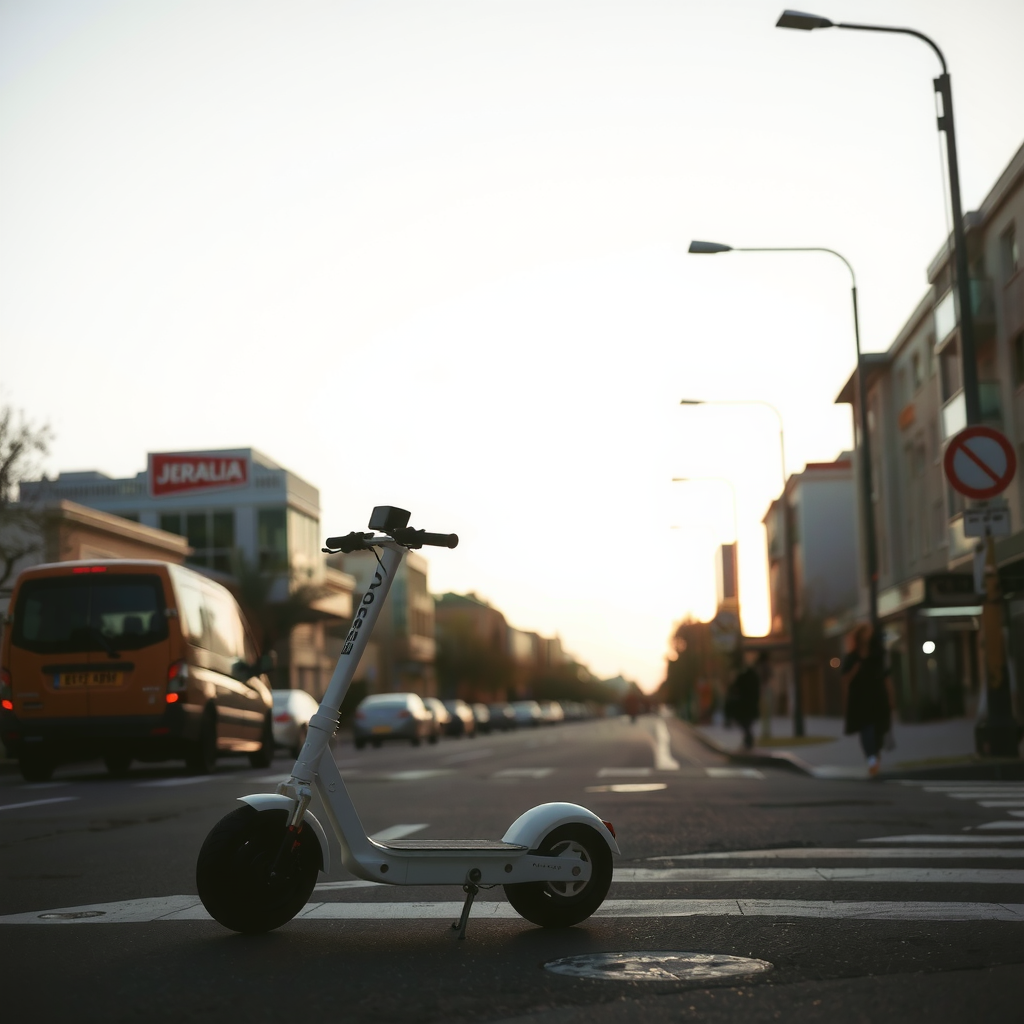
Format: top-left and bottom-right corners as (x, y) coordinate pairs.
(274, 713), (291, 723)
(397, 710), (410, 719)
(165, 693), (180, 704)
(355, 711), (366, 720)
(601, 820), (616, 838)
(72, 565), (107, 574)
(167, 661), (189, 693)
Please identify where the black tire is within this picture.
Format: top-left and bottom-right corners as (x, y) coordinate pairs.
(104, 752), (132, 777)
(19, 752), (54, 783)
(196, 806), (321, 933)
(248, 715), (274, 769)
(410, 735), (421, 747)
(354, 738), (366, 750)
(503, 824), (613, 928)
(371, 738), (382, 749)
(187, 708), (218, 775)
(428, 733), (438, 745)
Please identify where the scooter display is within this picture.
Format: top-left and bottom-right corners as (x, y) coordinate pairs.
(196, 506), (619, 937)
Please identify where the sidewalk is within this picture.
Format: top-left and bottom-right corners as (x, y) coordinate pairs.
(688, 715), (1024, 781)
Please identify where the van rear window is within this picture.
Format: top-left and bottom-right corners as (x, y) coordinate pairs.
(11, 574), (169, 655)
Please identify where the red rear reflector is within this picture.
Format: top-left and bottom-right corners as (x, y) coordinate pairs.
(601, 820), (616, 838)
(274, 713), (291, 722)
(165, 693), (179, 704)
(1, 699), (12, 711)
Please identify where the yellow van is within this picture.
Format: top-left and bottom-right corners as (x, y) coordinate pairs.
(0, 560), (274, 781)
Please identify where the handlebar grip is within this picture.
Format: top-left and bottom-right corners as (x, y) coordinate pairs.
(419, 531), (459, 549)
(323, 532), (373, 553)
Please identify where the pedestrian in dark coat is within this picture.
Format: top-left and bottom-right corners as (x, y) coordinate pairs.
(727, 655), (761, 751)
(842, 625), (892, 776)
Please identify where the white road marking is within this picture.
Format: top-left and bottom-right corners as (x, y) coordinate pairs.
(938, 792), (1024, 799)
(647, 847), (1024, 861)
(0, 796), (78, 813)
(651, 718), (681, 771)
(861, 835), (1024, 844)
(379, 770), (453, 781)
(809, 767), (868, 779)
(441, 748), (494, 764)
(492, 768), (554, 779)
(3, 897), (1021, 925)
(135, 776), (215, 788)
(705, 767), (765, 779)
(978, 802), (1024, 808)
(369, 824), (429, 842)
(613, 867), (1024, 884)
(598, 768), (652, 777)
(974, 821), (1024, 830)
(586, 783), (667, 793)
(21, 782), (67, 790)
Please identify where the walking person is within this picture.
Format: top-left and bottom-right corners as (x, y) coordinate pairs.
(726, 653), (761, 751)
(842, 625), (892, 777)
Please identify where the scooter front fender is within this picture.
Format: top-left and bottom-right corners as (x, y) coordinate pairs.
(238, 793), (331, 874)
(501, 801), (620, 856)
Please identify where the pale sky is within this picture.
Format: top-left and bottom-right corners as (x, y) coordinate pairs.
(3, 0), (1024, 691)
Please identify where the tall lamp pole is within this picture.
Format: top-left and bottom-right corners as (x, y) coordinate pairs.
(688, 241), (879, 633)
(679, 399), (804, 737)
(775, 10), (979, 423)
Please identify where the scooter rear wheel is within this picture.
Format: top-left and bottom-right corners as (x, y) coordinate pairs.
(503, 823), (613, 928)
(196, 806), (321, 933)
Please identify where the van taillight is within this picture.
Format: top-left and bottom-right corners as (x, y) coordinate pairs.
(72, 566), (107, 574)
(167, 661), (189, 693)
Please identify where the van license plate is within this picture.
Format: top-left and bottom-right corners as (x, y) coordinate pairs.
(371, 725), (392, 734)
(57, 671), (124, 688)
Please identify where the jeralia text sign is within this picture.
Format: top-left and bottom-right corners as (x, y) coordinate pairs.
(149, 453), (250, 497)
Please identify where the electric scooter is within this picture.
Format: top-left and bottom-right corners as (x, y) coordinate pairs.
(196, 506), (620, 937)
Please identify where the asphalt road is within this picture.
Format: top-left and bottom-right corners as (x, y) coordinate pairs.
(1, 714), (1021, 1023)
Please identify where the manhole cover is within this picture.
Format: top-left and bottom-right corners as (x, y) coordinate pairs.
(544, 951), (772, 982)
(38, 911), (106, 920)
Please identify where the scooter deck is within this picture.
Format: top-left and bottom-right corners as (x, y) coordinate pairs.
(379, 839), (528, 852)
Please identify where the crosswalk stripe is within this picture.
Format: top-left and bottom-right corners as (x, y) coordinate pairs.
(978, 801), (1024, 808)
(135, 776), (215, 788)
(613, 867), (1023, 884)
(3, 897), (1020, 925)
(492, 769), (554, 778)
(369, 824), (428, 842)
(598, 768), (652, 777)
(646, 847), (1024, 861)
(705, 767), (765, 779)
(975, 821), (1024, 830)
(0, 796), (78, 813)
(860, 835), (1024, 844)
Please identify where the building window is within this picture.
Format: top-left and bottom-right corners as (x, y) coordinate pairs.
(1000, 222), (1019, 282)
(161, 511), (235, 572)
(258, 508), (288, 572)
(925, 334), (936, 378)
(1014, 331), (1024, 388)
(912, 351), (923, 391)
(940, 341), (963, 402)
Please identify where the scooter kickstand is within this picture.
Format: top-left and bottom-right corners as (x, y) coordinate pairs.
(451, 883), (479, 941)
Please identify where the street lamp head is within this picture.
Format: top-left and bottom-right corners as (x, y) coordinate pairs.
(776, 10), (834, 30)
(688, 240), (733, 254)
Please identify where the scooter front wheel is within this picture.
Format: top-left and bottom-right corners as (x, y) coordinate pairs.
(503, 823), (613, 928)
(196, 806), (321, 933)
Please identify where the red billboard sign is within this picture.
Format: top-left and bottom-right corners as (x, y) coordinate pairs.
(149, 453), (250, 497)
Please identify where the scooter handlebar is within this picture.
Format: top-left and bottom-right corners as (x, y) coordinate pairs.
(323, 529), (458, 553)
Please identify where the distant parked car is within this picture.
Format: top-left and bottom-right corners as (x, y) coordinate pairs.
(511, 700), (544, 728)
(423, 697), (452, 737)
(471, 703), (492, 734)
(538, 700), (565, 725)
(487, 703), (517, 731)
(354, 693), (436, 748)
(442, 699), (476, 737)
(272, 688), (320, 757)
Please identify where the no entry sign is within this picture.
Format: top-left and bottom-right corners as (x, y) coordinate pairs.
(943, 425), (1017, 500)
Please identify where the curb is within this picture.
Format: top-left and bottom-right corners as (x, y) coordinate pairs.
(680, 720), (1024, 781)
(680, 721), (816, 775)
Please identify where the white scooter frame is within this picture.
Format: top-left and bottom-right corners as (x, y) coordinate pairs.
(196, 506), (619, 938)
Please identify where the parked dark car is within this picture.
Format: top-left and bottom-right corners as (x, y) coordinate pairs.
(471, 703), (492, 734)
(423, 696), (452, 737)
(487, 702), (517, 731)
(442, 699), (476, 737)
(353, 693), (436, 748)
(511, 700), (544, 728)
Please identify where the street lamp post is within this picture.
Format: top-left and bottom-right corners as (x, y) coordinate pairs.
(775, 10), (980, 424)
(679, 399), (804, 737)
(688, 241), (879, 634)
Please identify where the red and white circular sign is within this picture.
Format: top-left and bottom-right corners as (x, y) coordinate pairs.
(943, 425), (1017, 500)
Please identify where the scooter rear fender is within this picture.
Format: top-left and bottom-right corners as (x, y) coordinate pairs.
(501, 801), (620, 855)
(238, 794), (331, 874)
